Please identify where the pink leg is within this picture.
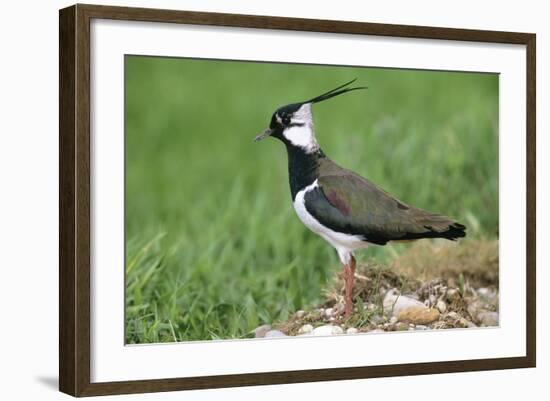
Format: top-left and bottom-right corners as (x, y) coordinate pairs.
(343, 255), (357, 318)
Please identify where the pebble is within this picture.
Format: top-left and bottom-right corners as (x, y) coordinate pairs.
(446, 288), (460, 302)
(478, 311), (499, 327)
(394, 322), (409, 331)
(397, 307), (440, 324)
(324, 308), (334, 318)
(447, 311), (460, 320)
(467, 301), (483, 319)
(389, 316), (398, 324)
(295, 310), (306, 319)
(477, 287), (489, 296)
(477, 288), (499, 306)
(254, 324), (272, 338)
(366, 303), (378, 311)
(346, 327), (359, 334)
(313, 325), (344, 336)
(383, 290), (426, 316)
(459, 318), (477, 328)
(436, 300), (447, 313)
(264, 329), (287, 338)
(415, 325), (429, 330)
(298, 324), (314, 334)
(371, 315), (386, 325)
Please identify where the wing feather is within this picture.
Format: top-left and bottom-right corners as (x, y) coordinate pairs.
(304, 171), (465, 245)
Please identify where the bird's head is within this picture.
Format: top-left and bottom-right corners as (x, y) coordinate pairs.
(255, 79), (367, 153)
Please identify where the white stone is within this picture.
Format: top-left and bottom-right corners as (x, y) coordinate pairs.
(459, 318), (477, 328)
(313, 325), (344, 336)
(298, 324), (314, 334)
(478, 311), (499, 327)
(366, 303), (378, 311)
(371, 315), (386, 325)
(436, 300), (447, 313)
(477, 287), (491, 296)
(254, 324), (272, 338)
(467, 301), (486, 320)
(324, 308), (334, 318)
(264, 330), (287, 338)
(383, 290), (425, 316)
(477, 288), (499, 306)
(447, 311), (460, 320)
(346, 327), (359, 334)
(446, 288), (460, 302)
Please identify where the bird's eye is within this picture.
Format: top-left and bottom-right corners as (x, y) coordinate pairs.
(282, 115), (291, 125)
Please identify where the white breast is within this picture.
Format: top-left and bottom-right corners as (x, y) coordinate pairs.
(292, 180), (369, 265)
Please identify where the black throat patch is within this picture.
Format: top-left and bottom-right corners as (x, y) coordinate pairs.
(285, 144), (325, 200)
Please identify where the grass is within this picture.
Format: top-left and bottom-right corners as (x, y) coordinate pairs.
(124, 56), (499, 343)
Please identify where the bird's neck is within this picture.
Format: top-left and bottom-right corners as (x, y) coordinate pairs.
(285, 143), (325, 200)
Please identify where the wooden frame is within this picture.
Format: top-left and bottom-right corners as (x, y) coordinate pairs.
(59, 3), (536, 397)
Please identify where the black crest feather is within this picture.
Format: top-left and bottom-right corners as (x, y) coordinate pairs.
(303, 78), (368, 104)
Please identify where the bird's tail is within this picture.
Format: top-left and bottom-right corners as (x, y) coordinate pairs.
(415, 211), (467, 241)
(437, 221), (467, 240)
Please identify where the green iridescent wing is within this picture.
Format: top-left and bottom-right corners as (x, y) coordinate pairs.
(304, 159), (465, 244)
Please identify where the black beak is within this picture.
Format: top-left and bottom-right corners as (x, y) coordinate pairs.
(254, 128), (273, 142)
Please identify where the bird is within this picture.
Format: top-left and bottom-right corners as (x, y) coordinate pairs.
(254, 79), (466, 318)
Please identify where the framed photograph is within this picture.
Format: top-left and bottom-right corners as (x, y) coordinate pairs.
(59, 4), (536, 397)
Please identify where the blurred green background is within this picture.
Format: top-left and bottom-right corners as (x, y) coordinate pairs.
(125, 56), (499, 343)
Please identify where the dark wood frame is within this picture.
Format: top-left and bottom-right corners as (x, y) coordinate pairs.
(59, 3), (536, 397)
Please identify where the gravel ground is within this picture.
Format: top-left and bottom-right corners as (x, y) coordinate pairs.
(255, 239), (499, 338)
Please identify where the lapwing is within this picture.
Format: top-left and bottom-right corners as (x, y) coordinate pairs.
(255, 79), (466, 318)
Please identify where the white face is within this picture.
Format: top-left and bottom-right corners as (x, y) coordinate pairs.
(281, 103), (319, 153)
